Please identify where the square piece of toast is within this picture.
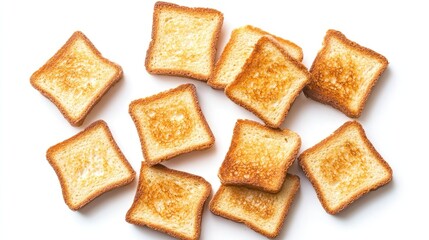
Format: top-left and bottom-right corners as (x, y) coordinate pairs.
(46, 120), (135, 210)
(304, 29), (388, 118)
(298, 121), (392, 214)
(126, 163), (211, 240)
(225, 36), (310, 128)
(145, 1), (223, 81)
(129, 84), (215, 165)
(218, 119), (301, 193)
(208, 25), (303, 89)
(30, 31), (123, 126)
(210, 174), (300, 238)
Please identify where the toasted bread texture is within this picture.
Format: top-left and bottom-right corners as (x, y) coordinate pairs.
(218, 119), (301, 193)
(208, 25), (303, 89)
(129, 84), (215, 165)
(30, 31), (123, 126)
(145, 1), (223, 81)
(225, 36), (310, 128)
(304, 29), (388, 118)
(298, 121), (392, 214)
(210, 174), (300, 238)
(46, 120), (135, 210)
(126, 163), (211, 240)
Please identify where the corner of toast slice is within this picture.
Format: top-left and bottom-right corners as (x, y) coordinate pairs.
(46, 120), (135, 210)
(218, 119), (301, 193)
(304, 29), (389, 118)
(210, 174), (300, 238)
(208, 25), (303, 89)
(298, 120), (393, 214)
(126, 163), (211, 240)
(145, 1), (224, 81)
(30, 31), (123, 126)
(129, 83), (215, 165)
(225, 36), (310, 128)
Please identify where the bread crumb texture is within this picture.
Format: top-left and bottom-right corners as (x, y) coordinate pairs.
(46, 121), (135, 210)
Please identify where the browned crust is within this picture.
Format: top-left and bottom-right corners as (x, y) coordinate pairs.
(30, 31), (123, 126)
(126, 163), (211, 240)
(46, 120), (136, 210)
(304, 29), (389, 118)
(209, 174), (300, 238)
(145, 1), (224, 81)
(129, 84), (215, 165)
(218, 119), (301, 193)
(298, 120), (393, 214)
(208, 25), (303, 90)
(225, 36), (310, 128)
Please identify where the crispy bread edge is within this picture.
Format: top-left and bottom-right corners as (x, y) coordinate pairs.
(305, 29), (389, 118)
(225, 36), (310, 128)
(46, 120), (135, 210)
(126, 163), (212, 240)
(145, 1), (224, 81)
(210, 174), (300, 238)
(30, 31), (123, 127)
(298, 120), (393, 214)
(129, 84), (215, 165)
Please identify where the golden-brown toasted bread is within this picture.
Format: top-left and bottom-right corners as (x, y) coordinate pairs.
(129, 84), (215, 165)
(210, 174), (300, 238)
(218, 119), (301, 193)
(225, 36), (310, 128)
(304, 29), (388, 118)
(30, 31), (123, 126)
(145, 1), (224, 81)
(46, 120), (135, 210)
(298, 121), (392, 214)
(126, 163), (211, 240)
(208, 25), (303, 89)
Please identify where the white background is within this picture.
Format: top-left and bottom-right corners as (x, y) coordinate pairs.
(1, 0), (427, 239)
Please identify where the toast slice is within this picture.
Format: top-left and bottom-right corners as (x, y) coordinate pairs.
(30, 31), (123, 126)
(145, 1), (223, 81)
(218, 119), (301, 193)
(129, 84), (215, 165)
(208, 25), (303, 89)
(126, 163), (211, 240)
(46, 120), (135, 210)
(225, 36), (310, 128)
(298, 121), (392, 214)
(304, 29), (389, 118)
(210, 174), (300, 238)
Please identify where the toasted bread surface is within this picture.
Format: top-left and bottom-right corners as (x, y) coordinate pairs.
(210, 174), (300, 238)
(298, 121), (392, 214)
(126, 163), (211, 240)
(304, 29), (388, 118)
(218, 119), (301, 193)
(46, 120), (135, 210)
(225, 37), (310, 128)
(208, 25), (303, 89)
(30, 31), (123, 126)
(145, 1), (223, 81)
(129, 84), (215, 165)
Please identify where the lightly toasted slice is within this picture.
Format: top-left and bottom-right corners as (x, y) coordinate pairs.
(30, 31), (123, 126)
(298, 121), (392, 214)
(210, 174), (300, 238)
(218, 119), (301, 193)
(126, 163), (211, 240)
(208, 25), (303, 89)
(145, 1), (224, 81)
(225, 36), (310, 128)
(304, 29), (388, 118)
(46, 120), (135, 210)
(129, 84), (215, 165)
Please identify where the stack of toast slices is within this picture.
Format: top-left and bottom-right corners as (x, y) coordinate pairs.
(29, 1), (393, 239)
